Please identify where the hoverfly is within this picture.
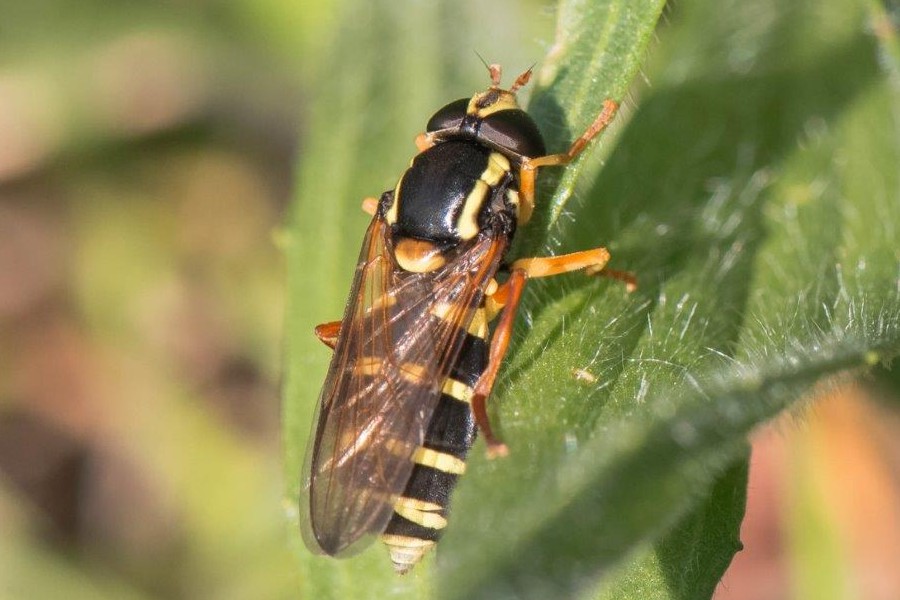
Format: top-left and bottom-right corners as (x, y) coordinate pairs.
(301, 64), (634, 573)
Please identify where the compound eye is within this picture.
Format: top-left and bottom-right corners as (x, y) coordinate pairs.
(478, 109), (546, 158)
(426, 98), (469, 132)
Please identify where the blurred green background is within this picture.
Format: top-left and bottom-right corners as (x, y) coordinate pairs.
(1, 1), (899, 599)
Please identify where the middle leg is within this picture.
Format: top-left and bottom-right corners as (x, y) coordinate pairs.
(472, 246), (634, 458)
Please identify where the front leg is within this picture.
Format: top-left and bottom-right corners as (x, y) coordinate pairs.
(517, 99), (619, 225)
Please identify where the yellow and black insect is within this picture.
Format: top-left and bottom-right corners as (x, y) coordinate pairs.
(301, 64), (634, 573)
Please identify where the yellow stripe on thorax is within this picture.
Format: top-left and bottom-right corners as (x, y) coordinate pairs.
(456, 153), (511, 240)
(385, 166), (411, 225)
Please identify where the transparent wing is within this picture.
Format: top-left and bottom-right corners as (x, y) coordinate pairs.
(300, 216), (506, 556)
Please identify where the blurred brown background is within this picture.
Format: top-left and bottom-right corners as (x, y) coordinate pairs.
(721, 385), (900, 600)
(0, 2), (313, 597)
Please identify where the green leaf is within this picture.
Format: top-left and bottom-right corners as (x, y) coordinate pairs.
(594, 457), (749, 600)
(283, 0), (900, 598)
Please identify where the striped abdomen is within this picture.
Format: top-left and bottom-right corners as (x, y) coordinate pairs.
(381, 304), (489, 573)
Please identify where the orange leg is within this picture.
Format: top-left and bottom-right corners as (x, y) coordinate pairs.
(518, 99), (619, 224)
(314, 321), (342, 349)
(474, 248), (635, 457)
(472, 270), (526, 458)
(594, 267), (638, 292)
(487, 247), (631, 317)
(513, 247), (636, 292)
(511, 247), (611, 278)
